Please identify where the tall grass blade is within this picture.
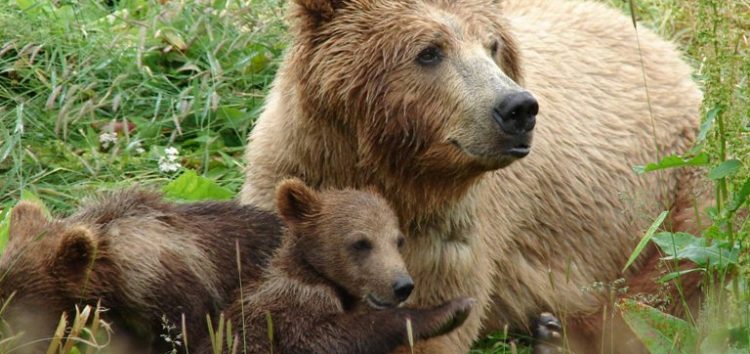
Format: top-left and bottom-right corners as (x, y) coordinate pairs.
(45, 313), (67, 354)
(623, 211), (668, 272)
(236, 239), (247, 354)
(405, 318), (414, 354)
(265, 311), (274, 354)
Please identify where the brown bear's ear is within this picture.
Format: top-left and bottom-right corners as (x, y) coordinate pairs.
(53, 226), (96, 275)
(9, 201), (49, 241)
(276, 178), (321, 225)
(292, 0), (348, 29)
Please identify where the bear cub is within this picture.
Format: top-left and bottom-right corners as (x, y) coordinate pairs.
(0, 189), (282, 353)
(200, 179), (475, 354)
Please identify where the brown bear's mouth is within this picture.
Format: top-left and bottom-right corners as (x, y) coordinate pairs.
(365, 293), (397, 310)
(507, 143), (531, 158)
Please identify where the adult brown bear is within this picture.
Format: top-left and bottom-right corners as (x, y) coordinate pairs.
(240, 0), (705, 352)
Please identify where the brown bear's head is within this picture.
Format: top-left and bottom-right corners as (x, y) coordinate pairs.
(288, 0), (536, 177)
(276, 179), (413, 309)
(0, 202), (99, 347)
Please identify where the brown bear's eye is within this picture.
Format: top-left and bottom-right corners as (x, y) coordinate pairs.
(490, 40), (499, 57)
(352, 239), (373, 252)
(416, 45), (443, 66)
(397, 236), (405, 249)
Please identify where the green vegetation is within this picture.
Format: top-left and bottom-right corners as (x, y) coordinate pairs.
(0, 0), (748, 353)
(0, 0), (286, 212)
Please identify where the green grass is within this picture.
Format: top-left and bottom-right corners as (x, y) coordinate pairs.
(0, 0), (286, 212)
(0, 0), (748, 353)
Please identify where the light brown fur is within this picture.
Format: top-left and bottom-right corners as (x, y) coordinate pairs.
(240, 0), (707, 352)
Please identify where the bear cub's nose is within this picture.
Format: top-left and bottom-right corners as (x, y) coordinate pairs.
(393, 276), (415, 302)
(493, 91), (538, 135)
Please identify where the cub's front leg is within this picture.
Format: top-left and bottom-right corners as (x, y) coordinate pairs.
(285, 297), (475, 354)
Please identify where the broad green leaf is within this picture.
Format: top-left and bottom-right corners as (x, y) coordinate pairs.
(653, 232), (738, 267)
(664, 243), (738, 267)
(619, 299), (697, 353)
(696, 108), (718, 146)
(633, 153), (709, 174)
(162, 169), (234, 201)
(687, 107), (718, 155)
(708, 159), (742, 180)
(727, 177), (750, 214)
(652, 232), (696, 254)
(623, 211), (668, 272)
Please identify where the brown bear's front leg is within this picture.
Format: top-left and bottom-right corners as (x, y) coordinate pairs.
(532, 312), (563, 354)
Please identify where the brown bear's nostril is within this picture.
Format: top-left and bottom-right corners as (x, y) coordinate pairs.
(493, 91), (538, 135)
(393, 276), (414, 302)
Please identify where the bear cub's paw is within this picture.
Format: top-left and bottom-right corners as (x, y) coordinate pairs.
(414, 297), (475, 339)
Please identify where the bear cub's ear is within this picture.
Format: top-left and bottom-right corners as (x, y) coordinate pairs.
(9, 201), (49, 241)
(276, 178), (321, 225)
(53, 226), (96, 275)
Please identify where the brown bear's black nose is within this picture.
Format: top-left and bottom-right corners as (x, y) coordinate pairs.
(493, 91), (538, 135)
(393, 276), (414, 302)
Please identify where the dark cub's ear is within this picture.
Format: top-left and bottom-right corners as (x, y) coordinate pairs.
(53, 226), (96, 275)
(276, 178), (321, 226)
(9, 201), (49, 241)
(292, 0), (348, 29)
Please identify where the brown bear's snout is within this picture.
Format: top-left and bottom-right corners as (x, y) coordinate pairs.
(492, 91), (538, 156)
(393, 275), (414, 302)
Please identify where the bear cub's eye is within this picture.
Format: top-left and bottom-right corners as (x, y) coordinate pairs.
(397, 236), (405, 249)
(416, 45), (443, 66)
(352, 239), (373, 252)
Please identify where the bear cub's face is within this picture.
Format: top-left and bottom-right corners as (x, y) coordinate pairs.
(276, 179), (413, 309)
(0, 202), (97, 346)
(291, 0), (538, 171)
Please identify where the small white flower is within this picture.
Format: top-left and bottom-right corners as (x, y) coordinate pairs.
(159, 158), (181, 173)
(165, 146), (179, 157)
(159, 147), (182, 173)
(127, 140), (145, 154)
(99, 132), (118, 149)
